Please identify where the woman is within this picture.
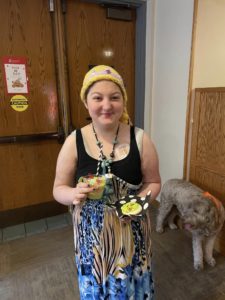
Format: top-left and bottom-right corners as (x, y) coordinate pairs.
(53, 65), (161, 299)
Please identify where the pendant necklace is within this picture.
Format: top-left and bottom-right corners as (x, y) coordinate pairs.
(92, 123), (120, 175)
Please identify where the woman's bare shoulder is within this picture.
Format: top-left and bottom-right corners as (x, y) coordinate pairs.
(80, 124), (91, 135)
(57, 131), (77, 161)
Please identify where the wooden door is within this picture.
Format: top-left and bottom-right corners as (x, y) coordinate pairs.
(189, 87), (225, 254)
(0, 0), (66, 226)
(64, 0), (136, 129)
(0, 0), (137, 227)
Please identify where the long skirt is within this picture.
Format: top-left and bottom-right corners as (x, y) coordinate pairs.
(73, 199), (154, 300)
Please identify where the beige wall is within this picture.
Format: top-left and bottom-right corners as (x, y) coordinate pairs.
(145, 0), (225, 189)
(145, 0), (194, 187)
(192, 0), (225, 88)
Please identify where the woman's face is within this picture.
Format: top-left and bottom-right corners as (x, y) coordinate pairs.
(85, 80), (124, 127)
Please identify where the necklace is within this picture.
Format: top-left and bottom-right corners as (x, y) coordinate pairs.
(92, 123), (120, 175)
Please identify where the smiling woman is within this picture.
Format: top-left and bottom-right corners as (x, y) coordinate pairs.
(84, 80), (124, 128)
(53, 65), (161, 299)
(80, 65), (130, 125)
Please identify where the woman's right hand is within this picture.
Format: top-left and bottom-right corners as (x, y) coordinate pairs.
(72, 182), (94, 205)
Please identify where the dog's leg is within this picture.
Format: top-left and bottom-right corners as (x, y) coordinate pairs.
(156, 195), (173, 233)
(204, 235), (217, 267)
(168, 207), (179, 230)
(192, 233), (204, 270)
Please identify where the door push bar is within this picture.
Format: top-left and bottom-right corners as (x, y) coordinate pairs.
(0, 127), (65, 144)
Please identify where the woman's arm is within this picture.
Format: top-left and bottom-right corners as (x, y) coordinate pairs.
(53, 133), (93, 206)
(138, 131), (161, 199)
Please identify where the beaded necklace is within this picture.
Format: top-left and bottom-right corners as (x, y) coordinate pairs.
(92, 123), (120, 175)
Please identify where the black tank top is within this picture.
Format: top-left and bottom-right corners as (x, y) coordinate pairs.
(75, 126), (142, 185)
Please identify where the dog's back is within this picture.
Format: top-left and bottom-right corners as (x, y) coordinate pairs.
(161, 179), (203, 204)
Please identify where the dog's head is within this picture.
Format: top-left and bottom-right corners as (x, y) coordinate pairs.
(181, 196), (224, 236)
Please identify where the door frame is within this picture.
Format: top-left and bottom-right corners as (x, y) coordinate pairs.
(84, 0), (147, 128)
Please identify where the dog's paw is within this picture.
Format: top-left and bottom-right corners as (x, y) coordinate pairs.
(156, 226), (164, 233)
(194, 261), (204, 271)
(205, 257), (216, 267)
(169, 223), (178, 230)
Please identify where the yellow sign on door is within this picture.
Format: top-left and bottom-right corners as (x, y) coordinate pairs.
(10, 95), (29, 112)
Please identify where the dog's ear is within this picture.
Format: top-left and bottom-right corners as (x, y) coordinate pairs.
(207, 206), (220, 230)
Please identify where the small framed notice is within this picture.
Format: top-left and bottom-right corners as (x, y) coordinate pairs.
(2, 56), (29, 94)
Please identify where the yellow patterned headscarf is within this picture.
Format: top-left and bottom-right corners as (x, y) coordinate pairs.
(80, 65), (130, 124)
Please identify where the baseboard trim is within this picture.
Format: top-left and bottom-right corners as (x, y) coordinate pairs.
(0, 201), (68, 228)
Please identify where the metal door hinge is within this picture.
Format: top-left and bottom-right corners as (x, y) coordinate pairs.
(49, 0), (54, 12)
(61, 0), (67, 14)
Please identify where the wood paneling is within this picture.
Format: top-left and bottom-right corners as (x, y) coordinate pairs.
(64, 0), (136, 129)
(189, 87), (225, 254)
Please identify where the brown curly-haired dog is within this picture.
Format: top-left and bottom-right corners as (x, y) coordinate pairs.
(156, 179), (225, 270)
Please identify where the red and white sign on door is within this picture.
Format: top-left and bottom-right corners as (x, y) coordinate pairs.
(2, 57), (29, 94)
